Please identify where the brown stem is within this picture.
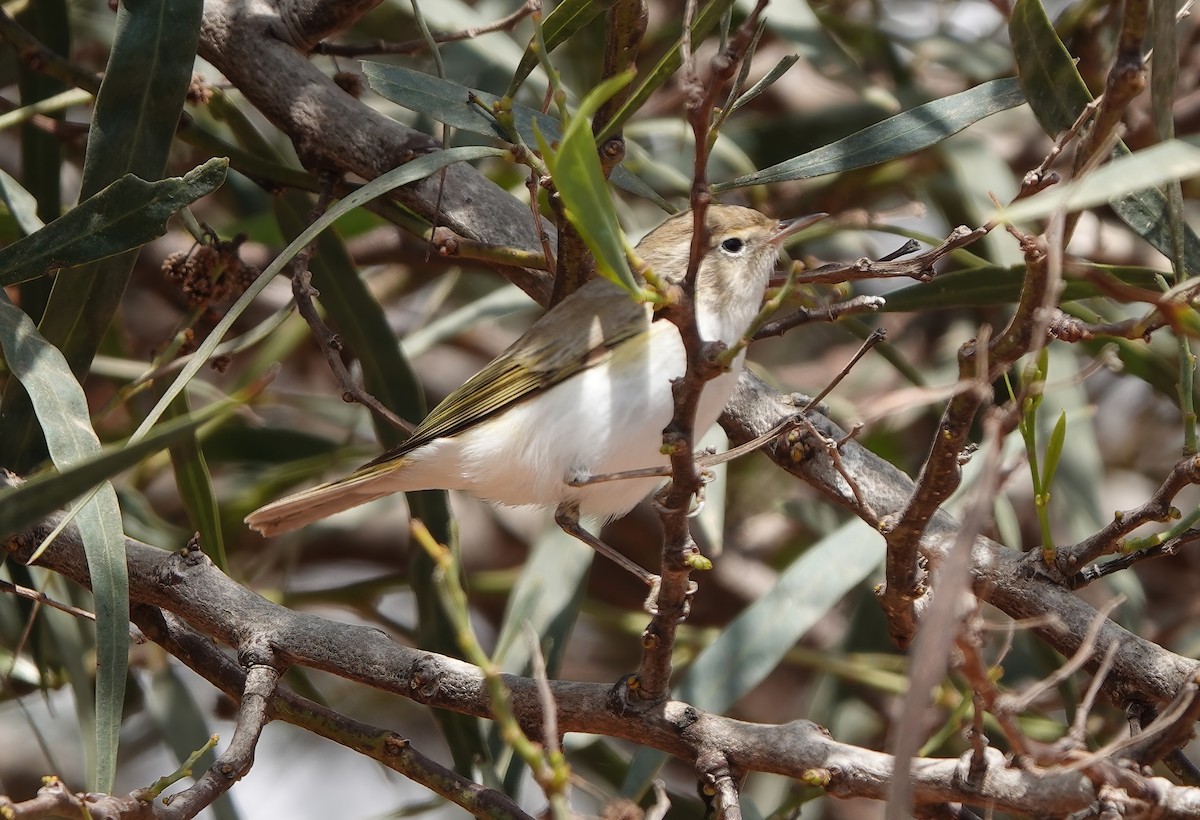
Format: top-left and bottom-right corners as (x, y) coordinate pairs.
(313, 1), (540, 57)
(635, 0), (768, 703)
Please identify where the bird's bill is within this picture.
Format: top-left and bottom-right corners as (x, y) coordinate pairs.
(770, 212), (828, 246)
(768, 212), (827, 287)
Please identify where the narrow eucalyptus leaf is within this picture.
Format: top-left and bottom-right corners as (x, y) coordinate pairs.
(0, 391), (243, 539)
(362, 63), (669, 209)
(0, 290), (127, 793)
(1010, 0), (1200, 274)
(545, 70), (639, 294)
(166, 393), (227, 570)
(717, 78), (1025, 190)
(994, 141), (1200, 224)
(509, 0), (617, 91)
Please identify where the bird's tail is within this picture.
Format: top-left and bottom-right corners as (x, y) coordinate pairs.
(244, 466), (400, 537)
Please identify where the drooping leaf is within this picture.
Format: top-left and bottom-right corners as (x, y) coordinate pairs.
(0, 168), (45, 236)
(36, 0), (201, 368)
(716, 78), (1026, 190)
(0, 0), (203, 510)
(0, 381), (246, 539)
(166, 392), (227, 571)
(1010, 0), (1200, 275)
(994, 140), (1200, 224)
(1010, 0), (1091, 137)
(0, 290), (128, 793)
(881, 264), (1165, 312)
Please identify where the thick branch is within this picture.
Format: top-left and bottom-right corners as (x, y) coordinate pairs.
(198, 0), (554, 303)
(7, 475), (1200, 815)
(718, 370), (1200, 708)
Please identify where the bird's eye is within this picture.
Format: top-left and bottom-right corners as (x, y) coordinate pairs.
(720, 237), (745, 254)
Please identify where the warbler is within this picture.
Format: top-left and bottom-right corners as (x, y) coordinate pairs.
(246, 204), (819, 573)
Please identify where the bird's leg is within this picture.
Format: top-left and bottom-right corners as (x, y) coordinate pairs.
(554, 503), (668, 614)
(568, 417), (805, 489)
(566, 465), (670, 486)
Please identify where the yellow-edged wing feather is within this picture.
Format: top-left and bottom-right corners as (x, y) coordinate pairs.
(246, 278), (650, 535)
(359, 276), (649, 472)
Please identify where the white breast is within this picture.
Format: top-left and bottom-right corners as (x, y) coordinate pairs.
(395, 319), (745, 520)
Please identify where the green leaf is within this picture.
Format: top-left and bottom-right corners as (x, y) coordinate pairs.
(540, 70), (638, 294)
(716, 78), (1026, 190)
(1042, 409), (1068, 495)
(1010, 0), (1091, 137)
(14, 0), (68, 228)
(728, 54), (800, 115)
(595, 0), (735, 141)
(622, 519), (885, 797)
(0, 0), (204, 499)
(508, 0), (617, 93)
(2, 1), (201, 797)
(0, 290), (128, 793)
(881, 264), (1165, 312)
(362, 62), (669, 210)
(201, 424), (338, 465)
(994, 140), (1200, 224)
(0, 158), (228, 287)
(0, 387), (245, 540)
(365, 62), (548, 146)
(1010, 0), (1200, 275)
(0, 168), (45, 235)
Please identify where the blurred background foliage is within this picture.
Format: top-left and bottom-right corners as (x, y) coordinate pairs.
(1, 0), (1199, 817)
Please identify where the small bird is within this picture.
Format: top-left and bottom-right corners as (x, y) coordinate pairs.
(246, 205), (819, 578)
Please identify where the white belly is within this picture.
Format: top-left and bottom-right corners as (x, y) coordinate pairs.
(396, 320), (744, 519)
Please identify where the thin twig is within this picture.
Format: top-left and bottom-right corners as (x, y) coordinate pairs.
(0, 578), (97, 623)
(290, 177), (415, 433)
(752, 294), (885, 340)
(1069, 528), (1200, 588)
(635, 0), (769, 702)
(313, 1), (540, 57)
(1059, 455), (1200, 576)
